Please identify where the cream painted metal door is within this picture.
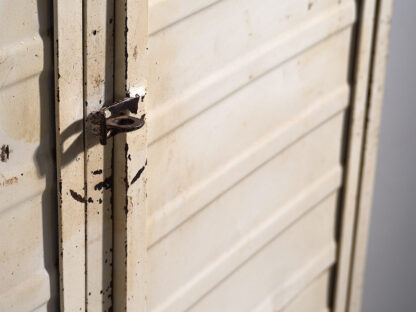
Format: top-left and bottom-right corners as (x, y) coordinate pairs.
(0, 0), (392, 311)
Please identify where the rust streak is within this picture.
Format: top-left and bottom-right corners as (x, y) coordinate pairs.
(0, 176), (18, 187)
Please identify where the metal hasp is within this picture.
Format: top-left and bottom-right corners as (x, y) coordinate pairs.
(87, 96), (145, 145)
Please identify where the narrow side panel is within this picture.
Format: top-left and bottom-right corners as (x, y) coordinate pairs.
(113, 0), (149, 310)
(333, 1), (378, 311)
(83, 0), (115, 310)
(54, 0), (86, 310)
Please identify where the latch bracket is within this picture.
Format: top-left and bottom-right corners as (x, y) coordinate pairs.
(87, 96), (145, 145)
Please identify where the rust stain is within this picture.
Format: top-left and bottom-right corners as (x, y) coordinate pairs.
(0, 176), (18, 187)
(94, 74), (105, 88)
(70, 189), (86, 203)
(133, 45), (138, 60)
(1, 145), (10, 162)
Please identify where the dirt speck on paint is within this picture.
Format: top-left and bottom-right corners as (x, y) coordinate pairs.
(1, 145), (10, 162)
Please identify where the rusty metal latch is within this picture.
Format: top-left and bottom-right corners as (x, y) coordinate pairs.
(87, 96), (145, 145)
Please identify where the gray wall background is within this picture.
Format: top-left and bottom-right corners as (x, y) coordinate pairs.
(361, 1), (416, 311)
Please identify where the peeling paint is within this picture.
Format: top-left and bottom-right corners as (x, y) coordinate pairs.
(92, 169), (103, 175)
(70, 189), (86, 203)
(131, 160), (147, 185)
(94, 176), (113, 191)
(1, 145), (10, 162)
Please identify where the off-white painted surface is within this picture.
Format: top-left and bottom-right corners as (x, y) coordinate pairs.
(0, 0), (58, 311)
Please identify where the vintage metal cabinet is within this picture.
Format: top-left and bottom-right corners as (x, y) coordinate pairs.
(0, 0), (393, 311)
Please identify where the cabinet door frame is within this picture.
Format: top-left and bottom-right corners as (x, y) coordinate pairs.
(334, 1), (393, 311)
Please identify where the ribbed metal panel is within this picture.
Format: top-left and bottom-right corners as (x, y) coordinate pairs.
(0, 0), (58, 311)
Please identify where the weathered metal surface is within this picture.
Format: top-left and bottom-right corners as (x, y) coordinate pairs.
(54, 0), (85, 310)
(113, 0), (149, 310)
(83, 0), (115, 310)
(0, 0), (58, 311)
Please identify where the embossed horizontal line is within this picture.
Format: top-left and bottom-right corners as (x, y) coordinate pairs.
(151, 167), (341, 312)
(148, 1), (356, 144)
(149, 0), (222, 35)
(148, 86), (350, 246)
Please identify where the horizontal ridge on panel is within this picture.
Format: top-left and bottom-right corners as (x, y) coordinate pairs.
(148, 86), (350, 246)
(149, 0), (221, 35)
(253, 245), (336, 312)
(151, 167), (342, 312)
(148, 1), (356, 144)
